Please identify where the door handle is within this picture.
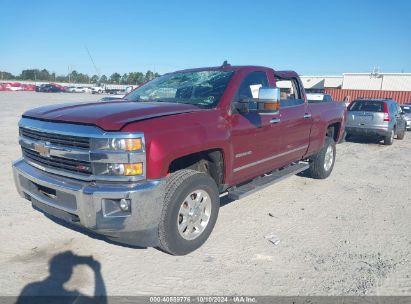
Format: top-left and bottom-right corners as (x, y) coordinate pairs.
(270, 118), (281, 124)
(304, 113), (312, 119)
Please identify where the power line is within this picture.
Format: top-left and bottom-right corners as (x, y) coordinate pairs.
(85, 45), (100, 77)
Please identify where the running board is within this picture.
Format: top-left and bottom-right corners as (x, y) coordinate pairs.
(227, 162), (309, 200)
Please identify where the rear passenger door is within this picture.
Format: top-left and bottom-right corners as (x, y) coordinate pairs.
(275, 76), (311, 163)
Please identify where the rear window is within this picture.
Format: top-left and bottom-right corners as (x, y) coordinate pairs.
(348, 100), (385, 112)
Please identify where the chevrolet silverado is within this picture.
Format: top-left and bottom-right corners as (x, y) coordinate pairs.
(13, 63), (346, 255)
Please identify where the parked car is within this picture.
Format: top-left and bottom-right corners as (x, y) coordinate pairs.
(345, 98), (407, 145)
(66, 86), (87, 93)
(400, 104), (411, 130)
(91, 85), (105, 94)
(306, 93), (333, 103)
(35, 84), (46, 92)
(12, 64), (346, 255)
(36, 84), (63, 93)
(65, 86), (76, 92)
(7, 85), (23, 91)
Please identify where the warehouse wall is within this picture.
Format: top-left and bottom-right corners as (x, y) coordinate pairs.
(381, 75), (411, 91)
(342, 75), (383, 90)
(325, 88), (411, 104)
(342, 73), (411, 91)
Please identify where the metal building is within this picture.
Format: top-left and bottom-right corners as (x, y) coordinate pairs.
(342, 73), (411, 91)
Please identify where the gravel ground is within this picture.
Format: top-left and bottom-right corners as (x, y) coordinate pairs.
(0, 92), (410, 297)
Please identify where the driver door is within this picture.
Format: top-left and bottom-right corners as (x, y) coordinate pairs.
(229, 71), (283, 185)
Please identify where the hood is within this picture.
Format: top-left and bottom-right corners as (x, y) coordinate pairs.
(23, 100), (202, 131)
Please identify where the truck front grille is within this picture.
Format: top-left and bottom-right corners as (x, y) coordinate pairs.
(20, 127), (90, 149)
(22, 147), (92, 176)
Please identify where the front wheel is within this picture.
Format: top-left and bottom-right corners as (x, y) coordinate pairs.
(307, 136), (336, 179)
(158, 169), (220, 255)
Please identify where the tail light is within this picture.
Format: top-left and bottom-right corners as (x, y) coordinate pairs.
(383, 103), (390, 121)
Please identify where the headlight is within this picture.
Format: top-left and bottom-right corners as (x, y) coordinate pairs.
(93, 162), (143, 176)
(91, 138), (143, 151)
(111, 138), (142, 151)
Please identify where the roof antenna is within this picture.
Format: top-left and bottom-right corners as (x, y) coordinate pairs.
(221, 60), (230, 68)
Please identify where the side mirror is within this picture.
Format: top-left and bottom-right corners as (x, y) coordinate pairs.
(235, 87), (280, 114)
(257, 88), (280, 114)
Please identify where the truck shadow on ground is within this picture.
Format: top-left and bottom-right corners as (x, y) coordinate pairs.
(16, 251), (107, 304)
(220, 194), (236, 207)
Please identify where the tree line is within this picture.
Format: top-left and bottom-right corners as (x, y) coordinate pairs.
(0, 69), (160, 85)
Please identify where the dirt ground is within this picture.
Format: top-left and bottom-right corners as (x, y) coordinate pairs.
(0, 91), (410, 297)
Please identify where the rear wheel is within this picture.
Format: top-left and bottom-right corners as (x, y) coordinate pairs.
(397, 126), (406, 140)
(384, 130), (394, 145)
(158, 169), (219, 255)
(307, 136), (336, 179)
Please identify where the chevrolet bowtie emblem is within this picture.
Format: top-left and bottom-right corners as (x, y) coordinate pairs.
(34, 143), (50, 157)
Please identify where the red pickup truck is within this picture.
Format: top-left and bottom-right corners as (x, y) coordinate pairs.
(13, 64), (346, 255)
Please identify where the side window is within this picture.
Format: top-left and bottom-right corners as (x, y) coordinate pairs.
(234, 71), (268, 102)
(275, 77), (304, 108)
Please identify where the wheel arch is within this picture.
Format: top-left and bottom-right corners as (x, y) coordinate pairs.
(168, 149), (226, 191)
(326, 122), (342, 142)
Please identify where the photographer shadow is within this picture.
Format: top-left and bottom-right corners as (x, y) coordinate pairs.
(17, 251), (107, 304)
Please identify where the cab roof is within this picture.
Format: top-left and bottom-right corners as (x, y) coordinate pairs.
(173, 64), (299, 78)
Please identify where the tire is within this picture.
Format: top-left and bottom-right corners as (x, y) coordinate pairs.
(384, 129), (394, 145)
(307, 136), (336, 179)
(158, 169), (220, 255)
(397, 127), (406, 140)
(344, 132), (351, 141)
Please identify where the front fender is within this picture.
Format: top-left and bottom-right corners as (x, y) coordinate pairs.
(121, 109), (231, 179)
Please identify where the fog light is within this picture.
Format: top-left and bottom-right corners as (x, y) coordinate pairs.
(119, 198), (130, 211)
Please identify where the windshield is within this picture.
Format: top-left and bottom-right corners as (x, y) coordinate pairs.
(124, 70), (234, 108)
(401, 105), (411, 114)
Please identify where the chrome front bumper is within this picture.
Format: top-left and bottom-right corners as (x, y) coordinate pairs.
(13, 159), (166, 247)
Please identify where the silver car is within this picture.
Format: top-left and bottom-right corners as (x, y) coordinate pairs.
(400, 104), (411, 130)
(345, 99), (407, 145)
